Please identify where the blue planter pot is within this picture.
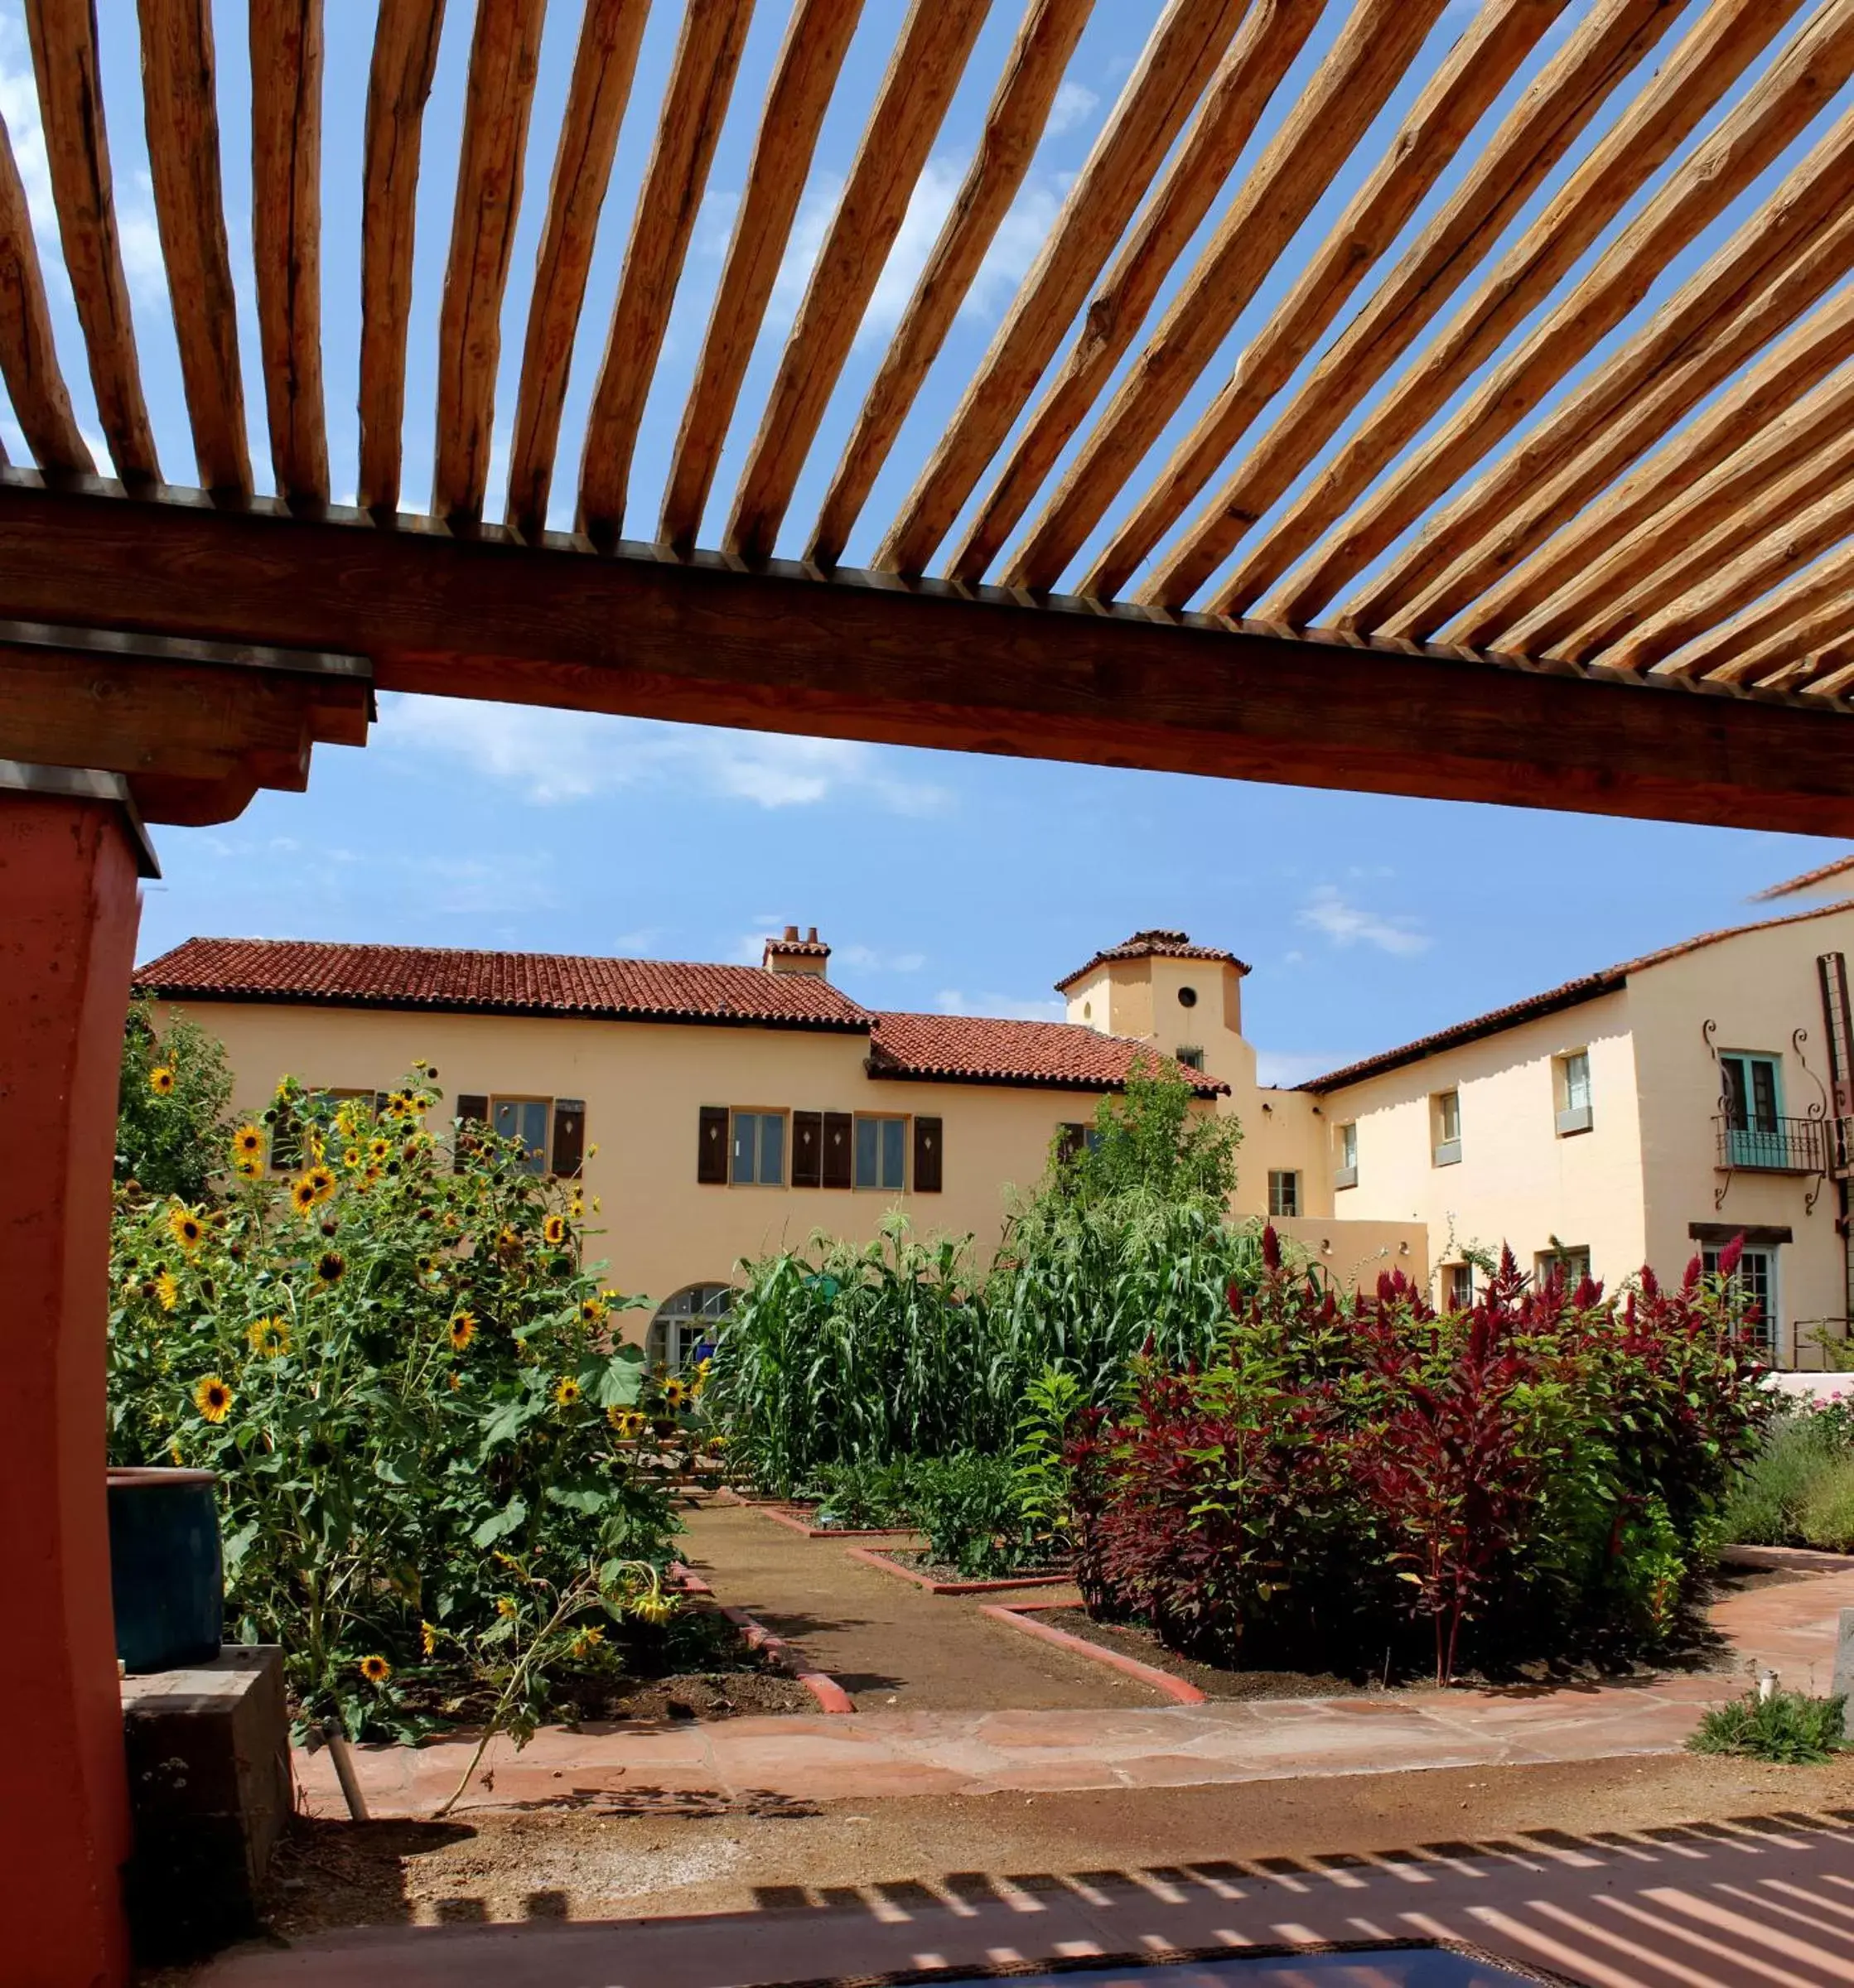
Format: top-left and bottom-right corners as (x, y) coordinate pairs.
(108, 1468), (224, 1673)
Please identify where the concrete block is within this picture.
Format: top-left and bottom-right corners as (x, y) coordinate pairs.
(121, 1644), (292, 1959)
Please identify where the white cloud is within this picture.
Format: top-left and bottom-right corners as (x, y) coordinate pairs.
(837, 943), (927, 973)
(379, 696), (952, 816)
(1297, 885), (1430, 957)
(934, 988), (1066, 1022)
(1046, 80), (1100, 136)
(1256, 1050), (1341, 1088)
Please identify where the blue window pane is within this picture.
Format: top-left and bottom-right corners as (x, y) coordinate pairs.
(759, 1113), (785, 1185)
(854, 1117), (879, 1188)
(881, 1117), (905, 1189)
(495, 1098), (548, 1175)
(731, 1113), (756, 1184)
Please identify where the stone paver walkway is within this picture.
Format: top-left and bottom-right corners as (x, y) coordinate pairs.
(295, 1561), (1854, 1821)
(198, 1807), (1854, 1986)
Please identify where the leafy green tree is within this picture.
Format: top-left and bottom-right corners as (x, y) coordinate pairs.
(1057, 1053), (1242, 1210)
(116, 996), (234, 1203)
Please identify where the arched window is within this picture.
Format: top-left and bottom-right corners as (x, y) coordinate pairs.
(647, 1283), (736, 1373)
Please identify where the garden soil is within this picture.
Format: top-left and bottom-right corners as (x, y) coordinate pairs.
(674, 1502), (1158, 1711)
(215, 1750), (1854, 1957)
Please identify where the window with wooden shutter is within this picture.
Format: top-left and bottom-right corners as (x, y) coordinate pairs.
(451, 1095), (488, 1172)
(912, 1116), (942, 1194)
(698, 1105), (729, 1185)
(792, 1111), (823, 1188)
(1057, 1122), (1088, 1164)
(551, 1099), (586, 1179)
(822, 1111), (853, 1189)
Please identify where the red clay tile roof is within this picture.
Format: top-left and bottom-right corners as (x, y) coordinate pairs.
(1301, 900), (1854, 1093)
(1753, 853), (1854, 901)
(1055, 928), (1249, 992)
(134, 938), (872, 1031)
(867, 1011), (1226, 1095)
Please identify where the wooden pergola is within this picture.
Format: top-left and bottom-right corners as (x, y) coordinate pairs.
(6, 1), (1854, 1976)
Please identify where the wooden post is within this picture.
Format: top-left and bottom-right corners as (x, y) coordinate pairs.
(0, 769), (150, 1983)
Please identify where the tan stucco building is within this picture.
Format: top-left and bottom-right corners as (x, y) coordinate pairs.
(138, 901), (1854, 1368)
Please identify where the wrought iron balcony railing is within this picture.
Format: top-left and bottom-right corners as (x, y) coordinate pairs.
(1713, 1114), (1830, 1175)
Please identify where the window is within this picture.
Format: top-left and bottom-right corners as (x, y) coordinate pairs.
(730, 1110), (786, 1185)
(855, 1114), (906, 1190)
(492, 1098), (551, 1175)
(1720, 1051), (1784, 1168)
(1335, 1122), (1358, 1190)
(1702, 1244), (1777, 1349)
(1556, 1050), (1593, 1136)
(1441, 1262), (1475, 1310)
(648, 1283), (736, 1373)
(1177, 986), (1198, 1009)
(1432, 1090), (1461, 1167)
(1176, 1045), (1205, 1072)
(270, 1087), (374, 1170)
(1267, 1170), (1300, 1218)
(1535, 1245), (1592, 1290)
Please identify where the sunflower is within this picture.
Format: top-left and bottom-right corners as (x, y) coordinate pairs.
(193, 1375), (232, 1423)
(358, 1653), (393, 1686)
(342, 1146), (363, 1170)
(553, 1376), (582, 1409)
(155, 1271), (180, 1313)
(580, 1296), (608, 1327)
(314, 1251), (345, 1287)
(447, 1372), (461, 1392)
(233, 1155), (262, 1180)
(569, 1196), (586, 1222)
(148, 1066), (176, 1097)
(290, 1175), (319, 1215)
(568, 1626), (604, 1660)
(384, 1090), (413, 1119)
(449, 1312), (477, 1353)
(167, 1438), (185, 1465)
(368, 1137), (391, 1164)
(607, 1407), (646, 1440)
(415, 1254), (436, 1277)
(233, 1123), (265, 1160)
(664, 1377), (690, 1411)
(543, 1214), (568, 1247)
(629, 1589), (674, 1626)
(167, 1206), (206, 1253)
(497, 1226), (522, 1255)
(307, 1165), (336, 1204)
(420, 1621), (438, 1658)
(247, 1316), (290, 1358)
(495, 1597), (517, 1619)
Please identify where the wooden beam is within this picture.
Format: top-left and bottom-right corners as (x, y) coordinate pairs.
(937, 0), (1319, 586)
(876, 0), (1250, 577)
(1741, 601), (1854, 696)
(249, 0), (329, 510)
(724, 0), (990, 562)
(1354, 106), (1854, 639)
(1267, 0), (1854, 629)
(1508, 356), (1854, 663)
(577, 0), (755, 548)
(137, 0), (251, 500)
(1654, 537), (1854, 684)
(358, 0), (447, 515)
(1203, 0), (1800, 620)
(0, 111), (91, 477)
(432, 0), (546, 528)
(659, 0), (863, 555)
(1441, 281), (1854, 650)
(0, 619), (372, 826)
(22, 0), (160, 488)
(806, 0), (1095, 570)
(4, 475), (1854, 837)
(505, 0), (650, 540)
(1123, 0), (1682, 611)
(1002, 0), (1445, 595)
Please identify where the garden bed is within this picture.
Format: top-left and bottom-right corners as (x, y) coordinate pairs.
(848, 1545), (1075, 1595)
(752, 1502), (920, 1540)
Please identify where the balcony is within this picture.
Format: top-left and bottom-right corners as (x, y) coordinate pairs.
(1713, 1114), (1830, 1175)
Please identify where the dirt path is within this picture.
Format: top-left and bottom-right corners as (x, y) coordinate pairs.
(676, 1502), (1160, 1711)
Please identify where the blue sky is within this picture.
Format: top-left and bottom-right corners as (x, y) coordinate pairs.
(2, 1), (1848, 1076)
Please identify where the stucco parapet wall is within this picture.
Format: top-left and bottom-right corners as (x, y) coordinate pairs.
(1271, 1215), (1428, 1291)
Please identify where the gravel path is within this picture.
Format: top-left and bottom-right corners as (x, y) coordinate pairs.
(677, 1501), (1161, 1712)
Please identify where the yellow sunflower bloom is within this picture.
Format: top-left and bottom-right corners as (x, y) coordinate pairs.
(448, 1312), (477, 1353)
(155, 1271), (180, 1313)
(307, 1165), (336, 1203)
(553, 1376), (582, 1410)
(148, 1066), (176, 1097)
(368, 1137), (391, 1163)
(358, 1653), (392, 1685)
(629, 1589), (674, 1626)
(167, 1206), (206, 1253)
(193, 1375), (232, 1423)
(495, 1597), (517, 1619)
(663, 1378), (689, 1411)
(290, 1176), (319, 1215)
(233, 1155), (262, 1180)
(580, 1297), (607, 1327)
(568, 1626), (605, 1659)
(420, 1621), (438, 1658)
(246, 1316), (290, 1358)
(607, 1406), (646, 1440)
(543, 1214), (567, 1247)
(342, 1146), (363, 1170)
(314, 1251), (345, 1287)
(233, 1123), (264, 1160)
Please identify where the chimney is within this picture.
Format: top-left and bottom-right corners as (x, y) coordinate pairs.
(763, 924), (831, 977)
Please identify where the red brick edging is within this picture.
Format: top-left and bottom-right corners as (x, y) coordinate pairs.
(669, 1562), (855, 1715)
(847, 1544), (1077, 1596)
(981, 1601), (1208, 1705)
(755, 1503), (920, 1540)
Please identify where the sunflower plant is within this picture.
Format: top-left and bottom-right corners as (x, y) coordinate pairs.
(108, 1066), (673, 1738)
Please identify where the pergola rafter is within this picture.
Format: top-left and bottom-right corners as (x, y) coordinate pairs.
(0, 0), (1852, 818)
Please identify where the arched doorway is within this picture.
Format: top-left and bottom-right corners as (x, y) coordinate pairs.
(646, 1283), (737, 1373)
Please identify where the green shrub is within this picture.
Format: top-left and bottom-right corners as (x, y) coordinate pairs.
(909, 1453), (1052, 1579)
(108, 1069), (678, 1735)
(809, 1458), (921, 1530)
(1723, 1408), (1853, 1546)
(1690, 1687), (1850, 1764)
(1797, 1452), (1854, 1551)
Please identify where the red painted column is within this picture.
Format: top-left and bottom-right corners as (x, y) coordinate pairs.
(0, 790), (142, 1986)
